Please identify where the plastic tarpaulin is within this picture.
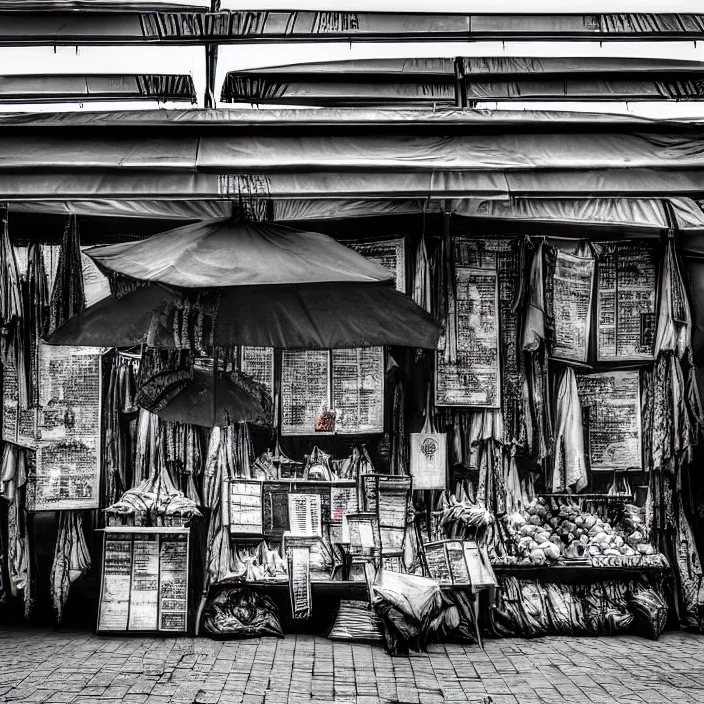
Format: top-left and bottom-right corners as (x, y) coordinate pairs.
(5, 170), (704, 200)
(85, 219), (394, 287)
(0, 74), (196, 103)
(9, 199), (230, 220)
(1, 133), (704, 172)
(0, 107), (665, 129)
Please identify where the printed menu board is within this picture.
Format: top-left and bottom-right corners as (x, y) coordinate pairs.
(29, 344), (102, 511)
(345, 237), (406, 293)
(436, 265), (501, 407)
(289, 546), (312, 620)
(330, 485), (358, 521)
(159, 535), (189, 632)
(98, 529), (189, 634)
(128, 535), (159, 631)
(596, 242), (657, 361)
(98, 534), (133, 631)
(331, 347), (384, 434)
(281, 350), (330, 435)
(551, 250), (595, 363)
(229, 481), (263, 535)
(288, 494), (322, 537)
(576, 370), (643, 471)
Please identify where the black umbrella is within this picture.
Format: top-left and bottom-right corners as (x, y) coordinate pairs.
(46, 219), (441, 350)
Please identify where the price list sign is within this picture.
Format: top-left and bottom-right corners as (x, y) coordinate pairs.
(97, 529), (189, 634)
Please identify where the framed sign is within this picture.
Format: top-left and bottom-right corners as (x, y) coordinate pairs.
(97, 528), (190, 635)
(345, 237), (406, 293)
(435, 265), (501, 408)
(596, 242), (657, 361)
(409, 431), (447, 490)
(576, 370), (643, 471)
(550, 249), (595, 363)
(240, 346), (275, 397)
(28, 345), (102, 512)
(229, 481), (263, 535)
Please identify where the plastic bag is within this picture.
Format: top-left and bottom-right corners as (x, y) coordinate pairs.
(328, 601), (385, 644)
(371, 569), (449, 655)
(628, 583), (668, 640)
(304, 446), (333, 481)
(202, 587), (284, 639)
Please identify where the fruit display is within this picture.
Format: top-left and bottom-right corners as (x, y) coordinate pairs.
(491, 496), (665, 567)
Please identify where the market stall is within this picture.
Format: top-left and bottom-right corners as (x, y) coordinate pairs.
(0, 109), (703, 652)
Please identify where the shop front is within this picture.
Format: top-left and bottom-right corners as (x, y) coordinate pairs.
(1, 108), (704, 652)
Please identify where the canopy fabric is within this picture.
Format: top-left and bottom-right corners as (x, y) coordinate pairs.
(223, 57), (704, 106)
(46, 282), (443, 349)
(1, 133), (704, 172)
(86, 219), (394, 287)
(0, 107), (667, 129)
(222, 77), (704, 106)
(6, 169), (704, 200)
(0, 10), (702, 43)
(0, 74), (196, 103)
(9, 199), (230, 220)
(10, 197), (704, 232)
(270, 197), (704, 230)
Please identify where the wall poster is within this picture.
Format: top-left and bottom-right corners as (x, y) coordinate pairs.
(550, 250), (595, 363)
(331, 347), (384, 434)
(29, 344), (102, 511)
(576, 370), (643, 471)
(98, 528), (189, 634)
(596, 242), (657, 361)
(240, 346), (275, 398)
(345, 237), (406, 292)
(229, 480), (263, 535)
(435, 265), (501, 407)
(280, 350), (330, 435)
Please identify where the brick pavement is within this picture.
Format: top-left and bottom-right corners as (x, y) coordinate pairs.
(0, 626), (703, 704)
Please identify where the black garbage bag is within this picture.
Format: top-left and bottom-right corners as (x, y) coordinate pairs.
(628, 581), (669, 640)
(202, 586), (284, 639)
(371, 570), (450, 655)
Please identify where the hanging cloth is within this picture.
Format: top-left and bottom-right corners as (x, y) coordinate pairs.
(413, 233), (431, 314)
(522, 241), (545, 353)
(0, 209), (22, 358)
(552, 367), (588, 493)
(49, 512), (91, 623)
(48, 214), (85, 334)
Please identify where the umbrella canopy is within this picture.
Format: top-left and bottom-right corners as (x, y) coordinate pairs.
(86, 219), (394, 288)
(47, 219), (441, 349)
(46, 280), (441, 349)
(139, 366), (269, 427)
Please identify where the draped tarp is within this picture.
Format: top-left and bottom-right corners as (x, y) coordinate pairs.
(0, 107), (665, 129)
(0, 74), (196, 103)
(1, 132), (704, 171)
(9, 197), (704, 232)
(0, 9), (703, 43)
(9, 200), (230, 220)
(222, 56), (704, 106)
(5, 170), (704, 200)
